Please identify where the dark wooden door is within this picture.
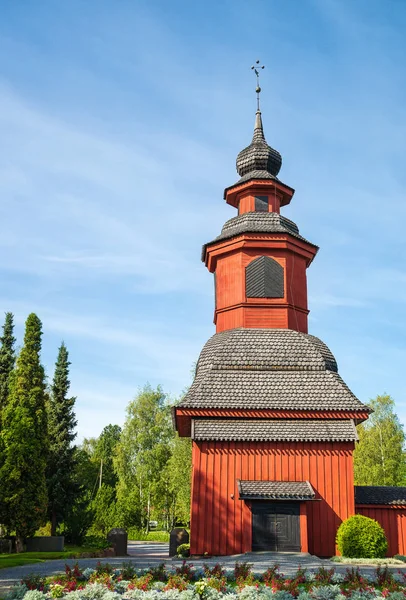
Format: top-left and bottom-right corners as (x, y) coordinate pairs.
(252, 502), (300, 551)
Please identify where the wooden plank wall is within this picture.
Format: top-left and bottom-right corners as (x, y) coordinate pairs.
(191, 440), (355, 557)
(356, 506), (406, 556)
(214, 249), (309, 333)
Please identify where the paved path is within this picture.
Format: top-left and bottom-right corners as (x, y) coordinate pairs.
(1, 542), (405, 597)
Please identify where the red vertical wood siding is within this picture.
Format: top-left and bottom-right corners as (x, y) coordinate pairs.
(214, 248), (310, 333)
(190, 440), (355, 557)
(356, 506), (406, 556)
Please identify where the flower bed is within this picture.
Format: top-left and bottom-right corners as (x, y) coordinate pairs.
(5, 561), (406, 600)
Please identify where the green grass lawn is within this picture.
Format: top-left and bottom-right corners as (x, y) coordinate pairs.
(0, 556), (44, 569)
(0, 546), (105, 569)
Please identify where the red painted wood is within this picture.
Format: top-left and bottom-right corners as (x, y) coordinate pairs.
(175, 408), (371, 438)
(300, 502), (309, 552)
(178, 408), (370, 419)
(191, 440), (355, 557)
(225, 179), (293, 210)
(356, 506), (406, 556)
(211, 242), (313, 333)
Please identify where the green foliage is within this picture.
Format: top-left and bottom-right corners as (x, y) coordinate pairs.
(0, 312), (16, 524)
(0, 313), (48, 544)
(93, 424), (122, 489)
(0, 312), (16, 413)
(89, 484), (119, 536)
(336, 514), (388, 558)
(168, 434), (192, 525)
(176, 543), (190, 557)
(126, 528), (170, 541)
(61, 446), (97, 544)
(114, 384), (174, 531)
(354, 394), (406, 486)
(46, 343), (78, 535)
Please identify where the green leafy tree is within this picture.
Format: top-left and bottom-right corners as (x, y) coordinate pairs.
(114, 384), (173, 531)
(93, 424), (122, 489)
(90, 484), (118, 536)
(0, 313), (48, 550)
(354, 394), (406, 486)
(168, 434), (192, 526)
(62, 446), (98, 544)
(46, 343), (78, 536)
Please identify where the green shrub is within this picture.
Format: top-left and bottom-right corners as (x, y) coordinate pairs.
(81, 535), (111, 550)
(336, 515), (388, 558)
(176, 543), (190, 558)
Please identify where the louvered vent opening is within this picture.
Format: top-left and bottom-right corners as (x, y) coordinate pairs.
(255, 195), (268, 212)
(246, 256), (284, 298)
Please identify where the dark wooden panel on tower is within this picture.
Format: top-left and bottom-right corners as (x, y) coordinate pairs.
(255, 195), (269, 212)
(252, 502), (300, 551)
(246, 256), (284, 298)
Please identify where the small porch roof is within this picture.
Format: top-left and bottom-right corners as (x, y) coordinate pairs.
(238, 479), (315, 501)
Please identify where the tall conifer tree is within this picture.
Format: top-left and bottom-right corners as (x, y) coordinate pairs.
(0, 312), (16, 528)
(0, 313), (48, 550)
(0, 312), (16, 416)
(46, 343), (78, 536)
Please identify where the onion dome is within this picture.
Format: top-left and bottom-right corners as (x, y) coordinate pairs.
(236, 110), (282, 180)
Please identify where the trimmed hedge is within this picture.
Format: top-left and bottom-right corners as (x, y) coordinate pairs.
(336, 514), (388, 558)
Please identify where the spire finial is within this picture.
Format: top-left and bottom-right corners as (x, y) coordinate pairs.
(251, 60), (265, 111)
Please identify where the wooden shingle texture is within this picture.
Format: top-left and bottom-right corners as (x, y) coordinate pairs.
(179, 328), (368, 413)
(192, 418), (358, 442)
(238, 480), (315, 500)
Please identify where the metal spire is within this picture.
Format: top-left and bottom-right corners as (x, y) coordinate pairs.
(251, 60), (265, 111)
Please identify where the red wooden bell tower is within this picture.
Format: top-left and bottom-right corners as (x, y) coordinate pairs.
(203, 108), (318, 334)
(174, 71), (370, 557)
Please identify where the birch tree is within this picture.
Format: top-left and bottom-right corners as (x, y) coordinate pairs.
(354, 394), (406, 486)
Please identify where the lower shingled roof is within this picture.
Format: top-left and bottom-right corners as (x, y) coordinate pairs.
(178, 329), (368, 415)
(192, 418), (358, 442)
(238, 480), (315, 500)
(355, 486), (406, 505)
(182, 369), (365, 412)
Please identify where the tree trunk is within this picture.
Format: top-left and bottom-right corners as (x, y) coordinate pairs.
(51, 510), (57, 537)
(378, 425), (386, 484)
(15, 536), (24, 553)
(146, 490), (150, 534)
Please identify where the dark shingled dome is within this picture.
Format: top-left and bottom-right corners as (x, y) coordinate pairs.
(236, 111), (282, 179)
(178, 328), (368, 413)
(197, 328), (338, 373)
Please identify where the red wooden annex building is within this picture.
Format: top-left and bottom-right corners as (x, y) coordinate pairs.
(173, 93), (406, 557)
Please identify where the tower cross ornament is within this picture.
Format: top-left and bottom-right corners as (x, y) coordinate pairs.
(251, 60), (265, 110)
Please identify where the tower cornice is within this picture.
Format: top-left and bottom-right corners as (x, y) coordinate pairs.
(224, 178), (294, 208)
(204, 233), (318, 271)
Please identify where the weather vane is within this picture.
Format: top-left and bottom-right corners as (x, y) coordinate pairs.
(251, 60), (265, 111)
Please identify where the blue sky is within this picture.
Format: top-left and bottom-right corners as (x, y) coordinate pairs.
(0, 0), (405, 440)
